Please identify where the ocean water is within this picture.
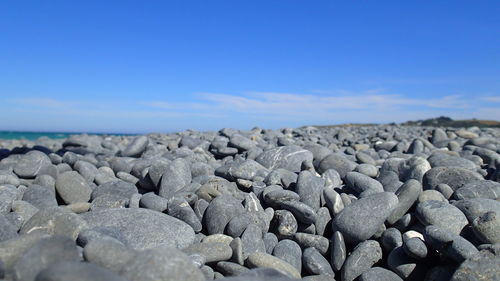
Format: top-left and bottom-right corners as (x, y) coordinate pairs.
(0, 131), (133, 140)
(0, 131), (72, 140)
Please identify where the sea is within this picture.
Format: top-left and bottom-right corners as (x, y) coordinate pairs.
(0, 131), (132, 140)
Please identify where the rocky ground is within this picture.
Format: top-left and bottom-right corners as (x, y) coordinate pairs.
(0, 125), (499, 281)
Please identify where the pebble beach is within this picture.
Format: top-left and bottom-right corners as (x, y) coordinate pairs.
(0, 125), (499, 281)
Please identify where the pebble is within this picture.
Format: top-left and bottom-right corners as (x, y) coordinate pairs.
(83, 236), (135, 273)
(293, 232), (329, 255)
(424, 225), (479, 263)
(450, 248), (500, 281)
(453, 198), (500, 222)
(341, 240), (382, 281)
(386, 179), (421, 225)
(204, 194), (245, 234)
(81, 208), (195, 249)
(332, 192), (398, 244)
(0, 215), (18, 242)
(317, 153), (356, 178)
(12, 235), (80, 281)
(55, 171), (92, 204)
(22, 185), (58, 209)
(139, 192), (169, 212)
(120, 247), (205, 281)
(255, 145), (313, 173)
(471, 211), (500, 244)
(20, 207), (88, 241)
(423, 166), (483, 191)
(415, 200), (468, 235)
(295, 170), (324, 211)
(246, 252), (301, 279)
(35, 261), (128, 281)
(272, 239), (302, 272)
(381, 227), (403, 252)
(345, 171), (384, 194)
(302, 247), (334, 276)
(13, 150), (52, 179)
(159, 158), (192, 199)
(402, 237), (427, 260)
(358, 267), (403, 281)
(183, 242), (233, 263)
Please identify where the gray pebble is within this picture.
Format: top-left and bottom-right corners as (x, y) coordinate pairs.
(332, 192), (398, 244)
(415, 200), (468, 235)
(35, 261), (128, 281)
(81, 208), (195, 250)
(341, 240), (382, 281)
(183, 242), (233, 263)
(302, 247), (334, 276)
(272, 239), (302, 272)
(121, 247), (204, 281)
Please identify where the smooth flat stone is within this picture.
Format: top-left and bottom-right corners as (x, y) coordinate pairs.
(81, 208), (195, 250)
(332, 192), (398, 244)
(246, 252), (301, 279)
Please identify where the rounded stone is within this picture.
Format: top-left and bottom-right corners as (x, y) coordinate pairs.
(423, 167), (483, 191)
(35, 261), (128, 281)
(359, 267), (403, 281)
(387, 179), (422, 225)
(55, 171), (92, 204)
(203, 194), (245, 235)
(472, 211), (500, 244)
(341, 240), (382, 281)
(345, 171), (384, 194)
(81, 208), (195, 250)
(183, 242), (233, 263)
(120, 247), (204, 281)
(272, 239), (302, 272)
(415, 200), (468, 235)
(302, 247), (334, 276)
(246, 252), (301, 279)
(332, 192), (399, 244)
(12, 235), (80, 281)
(83, 237), (135, 273)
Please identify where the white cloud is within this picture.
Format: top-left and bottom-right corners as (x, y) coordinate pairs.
(4, 90), (498, 130)
(480, 96), (500, 103)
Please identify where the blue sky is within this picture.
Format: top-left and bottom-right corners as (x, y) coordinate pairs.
(0, 0), (499, 133)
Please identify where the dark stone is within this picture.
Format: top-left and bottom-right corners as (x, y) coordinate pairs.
(81, 208), (195, 249)
(345, 171), (384, 194)
(341, 240), (382, 281)
(167, 196), (202, 232)
(82, 237), (134, 272)
(22, 185), (57, 209)
(295, 170), (324, 211)
(159, 158), (192, 199)
(12, 235), (80, 281)
(121, 135), (149, 157)
(387, 179), (421, 225)
(415, 200), (468, 235)
(423, 167), (483, 191)
(121, 247), (204, 281)
(358, 267), (403, 281)
(302, 247), (334, 276)
(35, 261), (128, 281)
(256, 145), (313, 173)
(55, 171), (92, 204)
(450, 248), (500, 281)
(272, 239), (302, 272)
(203, 194), (245, 235)
(317, 153), (356, 178)
(183, 242), (233, 263)
(332, 192), (398, 244)
(91, 180), (138, 200)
